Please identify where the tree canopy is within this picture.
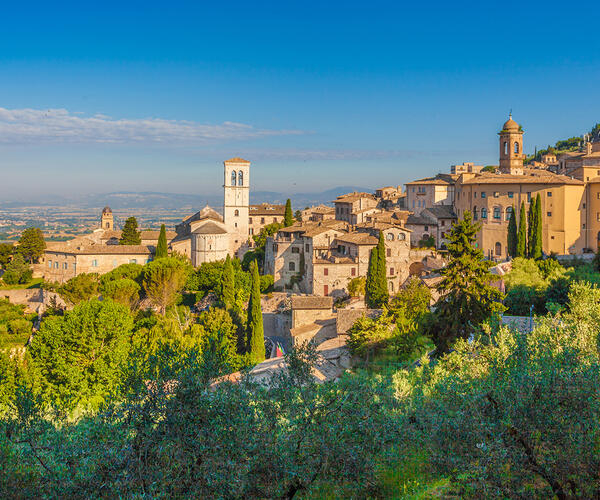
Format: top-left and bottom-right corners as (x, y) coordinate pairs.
(119, 217), (141, 245)
(284, 198), (294, 227)
(17, 227), (46, 263)
(429, 210), (504, 353)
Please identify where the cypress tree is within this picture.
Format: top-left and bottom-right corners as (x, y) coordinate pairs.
(284, 199), (294, 227)
(155, 224), (168, 258)
(431, 211), (504, 354)
(365, 231), (389, 308)
(120, 217), (141, 245)
(221, 254), (235, 310)
(507, 206), (517, 258)
(517, 201), (527, 257)
(246, 260), (265, 364)
(527, 197), (536, 258)
(533, 193), (543, 259)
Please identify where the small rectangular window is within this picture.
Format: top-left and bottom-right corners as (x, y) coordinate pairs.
(351, 268), (356, 276)
(261, 218), (265, 224)
(493, 192), (499, 198)
(249, 217), (253, 224)
(547, 191), (552, 197)
(92, 259), (98, 267)
(508, 192), (514, 198)
(547, 212), (552, 217)
(386, 248), (391, 257)
(390, 268), (395, 276)
(63, 262), (67, 269)
(305, 244), (310, 252)
(129, 259), (137, 264)
(481, 192), (487, 198)
(527, 192), (531, 202)
(324, 268), (328, 276)
(291, 247), (300, 254)
(583, 203), (587, 209)
(54, 262), (59, 269)
(48, 260), (52, 268)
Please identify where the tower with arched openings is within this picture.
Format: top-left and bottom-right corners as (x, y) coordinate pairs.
(499, 114), (524, 174)
(223, 157), (251, 257)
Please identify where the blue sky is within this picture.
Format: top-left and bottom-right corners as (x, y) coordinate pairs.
(1, 0), (599, 200)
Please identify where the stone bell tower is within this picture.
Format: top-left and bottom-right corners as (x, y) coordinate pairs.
(101, 206), (114, 230)
(499, 114), (524, 175)
(223, 157), (250, 257)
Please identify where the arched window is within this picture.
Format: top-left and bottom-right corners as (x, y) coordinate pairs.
(386, 233), (394, 240)
(238, 170), (244, 186)
(493, 207), (501, 219)
(505, 206), (513, 221)
(289, 262), (295, 271)
(231, 170), (236, 186)
(514, 141), (519, 154)
(481, 207), (488, 219)
(397, 233), (405, 241)
(495, 242), (502, 256)
(473, 207), (478, 220)
(234, 209), (239, 216)
(503, 141), (508, 155)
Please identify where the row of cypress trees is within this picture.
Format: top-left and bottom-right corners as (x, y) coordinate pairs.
(507, 194), (543, 259)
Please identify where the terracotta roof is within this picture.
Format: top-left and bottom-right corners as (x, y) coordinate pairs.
(501, 115), (520, 132)
(406, 214), (435, 226)
(291, 295), (333, 310)
(308, 205), (335, 214)
(422, 206), (457, 219)
(459, 172), (583, 186)
(249, 203), (286, 215)
(335, 233), (378, 245)
(46, 244), (152, 255)
(99, 230), (176, 241)
(182, 206), (224, 224)
(405, 174), (458, 186)
(334, 192), (376, 203)
(192, 222), (228, 234)
(224, 157), (250, 164)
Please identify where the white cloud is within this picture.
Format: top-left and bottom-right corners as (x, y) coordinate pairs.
(0, 107), (304, 144)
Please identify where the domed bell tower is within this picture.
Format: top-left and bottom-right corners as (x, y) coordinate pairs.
(223, 158), (250, 257)
(499, 114), (524, 175)
(101, 206), (114, 230)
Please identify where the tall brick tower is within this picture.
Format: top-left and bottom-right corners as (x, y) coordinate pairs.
(101, 206), (114, 230)
(499, 114), (524, 174)
(223, 157), (250, 257)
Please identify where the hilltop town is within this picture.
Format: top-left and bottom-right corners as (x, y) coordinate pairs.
(20, 115), (600, 295)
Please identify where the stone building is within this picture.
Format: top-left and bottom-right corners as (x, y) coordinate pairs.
(300, 205), (336, 222)
(451, 162), (483, 175)
(406, 205), (457, 249)
(248, 203), (286, 236)
(333, 192), (379, 223)
(405, 174), (457, 215)
(264, 216), (440, 297)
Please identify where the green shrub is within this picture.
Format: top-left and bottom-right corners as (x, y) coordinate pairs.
(7, 318), (31, 336)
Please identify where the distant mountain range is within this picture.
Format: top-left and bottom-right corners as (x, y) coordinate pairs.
(0, 186), (370, 211)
